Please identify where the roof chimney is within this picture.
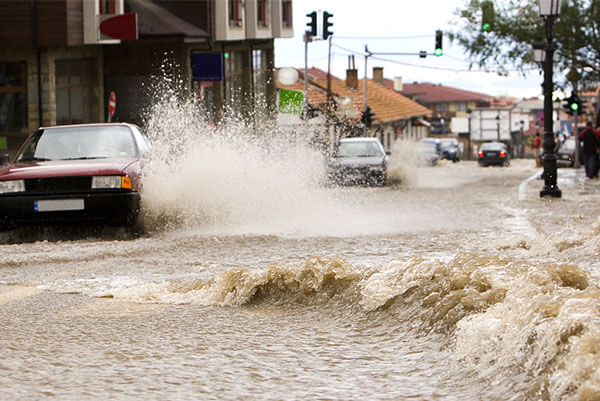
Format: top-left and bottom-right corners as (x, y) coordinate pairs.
(393, 76), (403, 92)
(373, 67), (384, 85)
(346, 69), (358, 90)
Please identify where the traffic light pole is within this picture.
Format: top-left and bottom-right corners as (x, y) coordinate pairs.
(304, 32), (310, 117)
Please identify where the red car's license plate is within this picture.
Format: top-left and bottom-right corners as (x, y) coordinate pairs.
(34, 199), (84, 212)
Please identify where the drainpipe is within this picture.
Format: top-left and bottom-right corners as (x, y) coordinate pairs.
(31, 0), (42, 127)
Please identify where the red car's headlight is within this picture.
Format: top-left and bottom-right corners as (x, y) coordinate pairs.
(0, 179), (25, 194)
(92, 175), (132, 190)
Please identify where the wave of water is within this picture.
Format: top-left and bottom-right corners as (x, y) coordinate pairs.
(35, 249), (600, 401)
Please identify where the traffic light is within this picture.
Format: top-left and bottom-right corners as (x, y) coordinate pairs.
(434, 30), (443, 56)
(563, 93), (584, 116)
(577, 97), (586, 115)
(306, 11), (317, 36)
(361, 106), (376, 126)
(323, 11), (333, 40)
(481, 1), (495, 32)
(562, 94), (573, 114)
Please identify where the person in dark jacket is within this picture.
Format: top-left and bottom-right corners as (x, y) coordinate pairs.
(578, 121), (600, 178)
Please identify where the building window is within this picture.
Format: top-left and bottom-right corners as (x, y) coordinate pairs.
(257, 0), (269, 27)
(438, 103), (449, 113)
(55, 59), (95, 125)
(282, 0), (292, 27)
(0, 62), (27, 135)
(229, 0), (242, 27)
(456, 102), (467, 111)
(99, 0), (116, 14)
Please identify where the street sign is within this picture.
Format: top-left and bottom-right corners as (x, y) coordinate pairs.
(99, 13), (138, 40)
(108, 91), (116, 122)
(278, 89), (303, 114)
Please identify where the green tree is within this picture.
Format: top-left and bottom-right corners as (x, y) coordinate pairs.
(450, 0), (600, 89)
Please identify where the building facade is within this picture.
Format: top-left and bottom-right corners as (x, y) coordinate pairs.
(0, 0), (293, 155)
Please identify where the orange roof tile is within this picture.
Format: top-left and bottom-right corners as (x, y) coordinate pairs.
(276, 68), (430, 124)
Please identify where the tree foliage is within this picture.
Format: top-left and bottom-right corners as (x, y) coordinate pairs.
(450, 0), (600, 89)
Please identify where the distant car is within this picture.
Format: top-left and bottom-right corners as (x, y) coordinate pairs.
(0, 123), (150, 229)
(478, 141), (510, 167)
(439, 138), (461, 162)
(556, 137), (577, 168)
(328, 137), (389, 185)
(418, 138), (441, 166)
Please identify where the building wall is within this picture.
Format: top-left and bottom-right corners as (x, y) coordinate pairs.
(103, 40), (276, 127)
(0, 46), (104, 156)
(0, 1), (72, 48)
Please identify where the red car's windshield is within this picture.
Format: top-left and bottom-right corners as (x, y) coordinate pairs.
(17, 125), (138, 162)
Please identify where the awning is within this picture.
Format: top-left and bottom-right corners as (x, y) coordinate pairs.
(126, 0), (209, 39)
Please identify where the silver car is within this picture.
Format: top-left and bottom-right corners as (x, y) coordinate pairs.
(328, 138), (389, 186)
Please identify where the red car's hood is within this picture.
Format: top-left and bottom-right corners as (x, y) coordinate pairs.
(0, 158), (138, 180)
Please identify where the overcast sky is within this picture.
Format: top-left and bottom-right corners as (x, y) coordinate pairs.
(274, 0), (544, 99)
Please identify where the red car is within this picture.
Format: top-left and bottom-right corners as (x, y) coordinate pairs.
(0, 123), (150, 229)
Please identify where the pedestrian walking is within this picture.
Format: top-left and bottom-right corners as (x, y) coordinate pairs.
(578, 121), (600, 178)
(533, 131), (542, 167)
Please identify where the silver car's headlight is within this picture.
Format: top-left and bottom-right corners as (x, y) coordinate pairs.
(92, 175), (132, 189)
(0, 179), (25, 194)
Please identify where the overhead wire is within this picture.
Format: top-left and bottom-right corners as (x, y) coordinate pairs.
(330, 43), (538, 74)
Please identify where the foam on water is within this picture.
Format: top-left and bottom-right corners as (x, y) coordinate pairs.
(35, 250), (600, 400)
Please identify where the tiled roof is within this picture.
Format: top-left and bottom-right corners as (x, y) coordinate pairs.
(387, 81), (492, 104)
(276, 68), (431, 124)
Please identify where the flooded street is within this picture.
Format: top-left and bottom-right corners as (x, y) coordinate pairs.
(1, 154), (600, 400)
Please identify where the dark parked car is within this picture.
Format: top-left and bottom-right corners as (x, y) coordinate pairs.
(439, 138), (461, 162)
(0, 123), (149, 229)
(418, 138), (441, 166)
(478, 141), (510, 167)
(328, 137), (389, 185)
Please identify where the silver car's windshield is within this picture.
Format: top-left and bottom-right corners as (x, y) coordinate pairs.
(17, 126), (138, 162)
(337, 141), (383, 157)
(440, 139), (457, 148)
(561, 138), (575, 151)
(419, 142), (439, 153)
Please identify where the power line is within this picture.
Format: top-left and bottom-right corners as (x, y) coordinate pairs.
(333, 35), (431, 40)
(330, 43), (538, 74)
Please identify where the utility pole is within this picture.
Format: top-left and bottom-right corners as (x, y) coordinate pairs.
(303, 32), (311, 117)
(327, 35), (332, 110)
(363, 45), (369, 111)
(363, 45), (370, 135)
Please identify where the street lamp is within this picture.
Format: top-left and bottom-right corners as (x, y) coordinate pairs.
(538, 0), (562, 198)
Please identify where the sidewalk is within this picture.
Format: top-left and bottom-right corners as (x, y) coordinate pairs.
(519, 166), (600, 200)
(556, 166), (600, 193)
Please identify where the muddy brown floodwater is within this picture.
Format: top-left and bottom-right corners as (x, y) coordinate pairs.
(1, 154), (600, 401)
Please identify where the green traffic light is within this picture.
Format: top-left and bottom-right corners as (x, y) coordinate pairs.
(434, 48), (443, 57)
(482, 23), (491, 31)
(571, 102), (578, 111)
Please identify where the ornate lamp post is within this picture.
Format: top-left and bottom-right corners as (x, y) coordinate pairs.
(539, 0), (562, 197)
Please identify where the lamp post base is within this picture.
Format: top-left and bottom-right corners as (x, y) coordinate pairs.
(540, 185), (562, 198)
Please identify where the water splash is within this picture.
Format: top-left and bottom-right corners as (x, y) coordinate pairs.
(138, 88), (340, 234)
